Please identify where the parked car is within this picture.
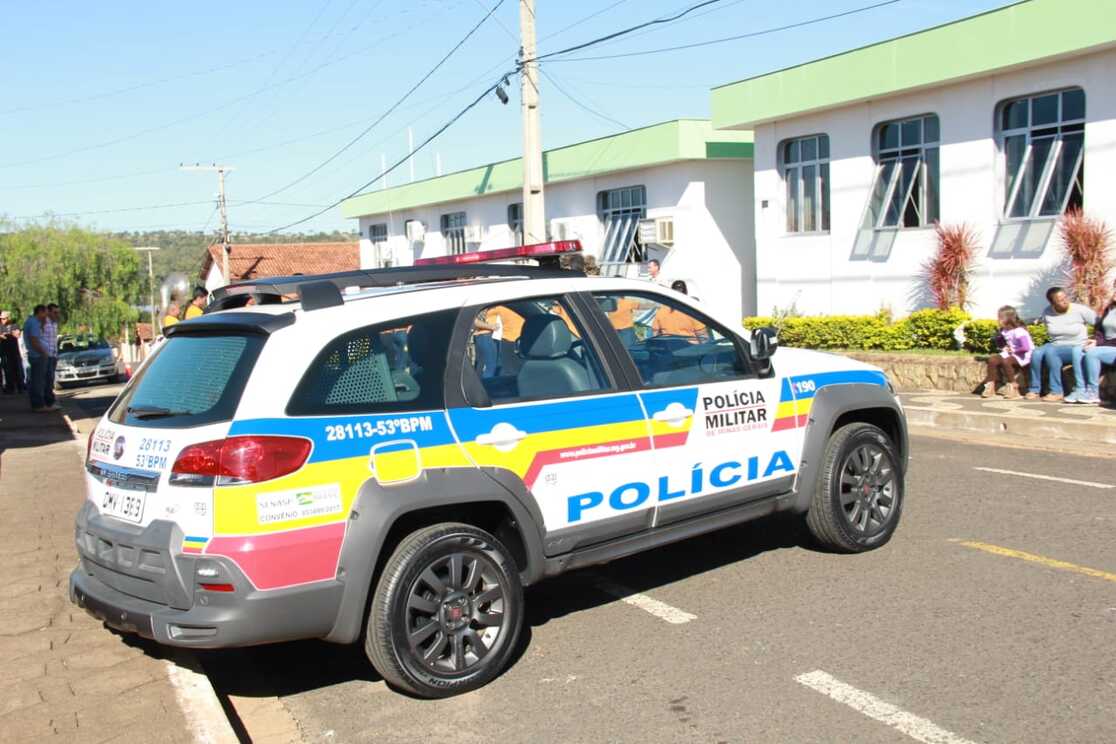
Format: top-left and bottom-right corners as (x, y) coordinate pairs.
(55, 335), (125, 388)
(70, 243), (907, 698)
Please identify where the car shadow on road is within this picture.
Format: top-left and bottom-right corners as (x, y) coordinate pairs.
(526, 514), (809, 627)
(200, 514), (811, 701)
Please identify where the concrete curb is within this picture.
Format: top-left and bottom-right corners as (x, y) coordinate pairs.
(903, 405), (1116, 445)
(166, 652), (242, 744)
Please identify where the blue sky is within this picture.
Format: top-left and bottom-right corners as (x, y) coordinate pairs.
(0, 0), (1017, 234)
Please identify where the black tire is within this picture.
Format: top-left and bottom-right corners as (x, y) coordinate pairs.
(364, 523), (523, 698)
(805, 422), (904, 553)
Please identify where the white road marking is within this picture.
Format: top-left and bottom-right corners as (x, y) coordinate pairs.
(165, 653), (239, 743)
(594, 578), (696, 624)
(973, 466), (1113, 489)
(795, 670), (978, 744)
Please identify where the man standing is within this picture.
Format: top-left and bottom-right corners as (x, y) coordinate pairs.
(184, 288), (208, 319)
(23, 305), (53, 411)
(163, 302), (181, 329)
(43, 304), (61, 410)
(646, 259), (668, 286)
(0, 311), (24, 394)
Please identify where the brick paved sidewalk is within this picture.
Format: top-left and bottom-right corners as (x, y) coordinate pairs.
(0, 395), (217, 742)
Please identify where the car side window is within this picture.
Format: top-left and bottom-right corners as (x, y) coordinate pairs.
(466, 296), (610, 404)
(592, 291), (753, 388)
(287, 309), (456, 416)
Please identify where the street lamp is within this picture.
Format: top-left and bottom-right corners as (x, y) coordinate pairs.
(135, 246), (160, 335)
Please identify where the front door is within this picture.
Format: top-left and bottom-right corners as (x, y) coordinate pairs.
(590, 291), (806, 527)
(447, 293), (657, 554)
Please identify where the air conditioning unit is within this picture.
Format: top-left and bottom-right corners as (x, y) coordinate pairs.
(549, 220), (569, 241)
(464, 225), (484, 243)
(405, 220), (425, 242)
(638, 217), (674, 246)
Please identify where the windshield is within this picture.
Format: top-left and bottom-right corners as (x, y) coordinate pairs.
(109, 333), (265, 428)
(58, 335), (110, 353)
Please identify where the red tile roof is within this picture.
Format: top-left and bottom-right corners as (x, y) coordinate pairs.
(201, 242), (360, 282)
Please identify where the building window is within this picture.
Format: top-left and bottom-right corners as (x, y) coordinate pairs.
(999, 88), (1084, 220)
(866, 114), (940, 229)
(368, 223), (390, 268)
(440, 211), (467, 255)
(597, 185), (647, 269)
(507, 202), (523, 245)
(781, 134), (830, 233)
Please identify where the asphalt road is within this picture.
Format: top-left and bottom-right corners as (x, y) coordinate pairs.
(196, 434), (1115, 744)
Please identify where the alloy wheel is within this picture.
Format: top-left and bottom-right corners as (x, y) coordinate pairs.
(838, 443), (896, 536)
(404, 551), (509, 675)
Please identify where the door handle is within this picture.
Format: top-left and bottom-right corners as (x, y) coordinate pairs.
(475, 422), (528, 452)
(652, 403), (693, 426)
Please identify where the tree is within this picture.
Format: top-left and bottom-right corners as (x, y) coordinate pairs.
(0, 221), (141, 339)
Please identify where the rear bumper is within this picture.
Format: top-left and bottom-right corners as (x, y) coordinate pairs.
(70, 502), (344, 647)
(69, 567), (343, 647)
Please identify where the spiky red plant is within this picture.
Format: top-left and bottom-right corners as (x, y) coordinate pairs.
(1059, 208), (1114, 311)
(925, 222), (979, 310)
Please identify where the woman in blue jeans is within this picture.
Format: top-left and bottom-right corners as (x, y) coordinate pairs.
(1082, 288), (1116, 404)
(1025, 287), (1096, 402)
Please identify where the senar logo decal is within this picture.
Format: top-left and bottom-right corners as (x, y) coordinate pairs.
(256, 484), (343, 525)
(567, 450), (794, 522)
(702, 389), (768, 435)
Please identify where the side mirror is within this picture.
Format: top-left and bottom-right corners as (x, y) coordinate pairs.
(751, 326), (779, 360)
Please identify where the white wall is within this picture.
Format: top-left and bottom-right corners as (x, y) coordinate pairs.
(355, 158), (755, 319)
(203, 262), (223, 294)
(752, 47), (1116, 319)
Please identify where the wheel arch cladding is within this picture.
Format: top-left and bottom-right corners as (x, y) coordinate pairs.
(791, 383), (908, 514)
(324, 468), (545, 644)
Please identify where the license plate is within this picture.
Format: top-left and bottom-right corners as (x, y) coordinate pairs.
(101, 484), (146, 524)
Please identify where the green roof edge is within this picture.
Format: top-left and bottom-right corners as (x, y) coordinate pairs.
(341, 119), (753, 218)
(711, 0), (1116, 129)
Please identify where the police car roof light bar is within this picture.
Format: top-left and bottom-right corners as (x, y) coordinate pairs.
(413, 239), (581, 267)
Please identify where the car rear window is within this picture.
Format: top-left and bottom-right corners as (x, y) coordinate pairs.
(109, 334), (265, 428)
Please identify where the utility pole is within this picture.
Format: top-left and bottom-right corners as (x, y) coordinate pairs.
(519, 0), (545, 244)
(180, 163), (234, 286)
(135, 246), (160, 334)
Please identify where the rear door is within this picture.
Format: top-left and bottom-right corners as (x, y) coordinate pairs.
(589, 290), (805, 527)
(447, 292), (656, 554)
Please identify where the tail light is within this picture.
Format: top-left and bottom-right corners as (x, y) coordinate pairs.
(170, 436), (311, 486)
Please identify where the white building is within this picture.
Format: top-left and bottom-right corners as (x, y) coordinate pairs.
(340, 119), (757, 319)
(711, 0), (1116, 318)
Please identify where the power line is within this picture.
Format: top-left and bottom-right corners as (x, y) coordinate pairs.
(13, 200), (215, 219)
(548, 0), (905, 62)
(529, 0), (728, 64)
(539, 69), (629, 130)
(0, 50), (280, 117)
(238, 0), (507, 207)
(0, 22), (413, 170)
(266, 75), (510, 234)
(539, 0), (634, 42)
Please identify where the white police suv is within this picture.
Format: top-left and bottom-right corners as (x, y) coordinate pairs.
(71, 241), (907, 698)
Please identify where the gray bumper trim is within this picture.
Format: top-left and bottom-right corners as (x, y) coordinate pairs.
(69, 565), (344, 648)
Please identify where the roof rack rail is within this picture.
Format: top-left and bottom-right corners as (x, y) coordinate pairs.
(206, 263), (584, 313)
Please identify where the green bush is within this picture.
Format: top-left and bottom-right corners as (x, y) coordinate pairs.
(743, 308), (995, 353)
(906, 308), (970, 350)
